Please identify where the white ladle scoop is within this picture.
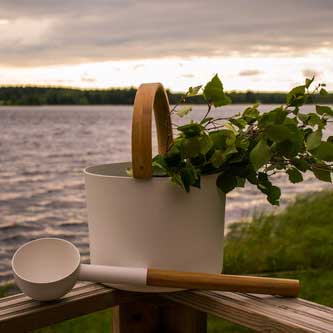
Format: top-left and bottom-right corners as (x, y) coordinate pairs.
(12, 238), (300, 301)
(12, 238), (147, 301)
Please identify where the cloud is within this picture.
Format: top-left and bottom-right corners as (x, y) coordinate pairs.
(181, 73), (195, 78)
(133, 64), (145, 70)
(0, 19), (10, 25)
(0, 0), (333, 66)
(239, 70), (262, 76)
(80, 73), (97, 83)
(302, 69), (321, 78)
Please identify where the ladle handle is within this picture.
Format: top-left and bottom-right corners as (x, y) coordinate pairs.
(147, 269), (300, 297)
(79, 264), (147, 286)
(79, 265), (299, 297)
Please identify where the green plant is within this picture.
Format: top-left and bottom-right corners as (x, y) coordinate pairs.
(151, 74), (333, 205)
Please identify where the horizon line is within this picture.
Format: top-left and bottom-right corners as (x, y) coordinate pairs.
(0, 84), (299, 94)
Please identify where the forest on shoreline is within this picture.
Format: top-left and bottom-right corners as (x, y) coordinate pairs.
(0, 86), (332, 105)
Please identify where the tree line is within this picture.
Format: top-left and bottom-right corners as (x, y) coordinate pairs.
(0, 86), (332, 105)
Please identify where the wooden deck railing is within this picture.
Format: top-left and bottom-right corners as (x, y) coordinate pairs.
(0, 282), (332, 332)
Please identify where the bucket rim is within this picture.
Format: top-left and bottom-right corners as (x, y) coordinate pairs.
(84, 162), (220, 182)
(84, 162), (135, 179)
(84, 162), (173, 181)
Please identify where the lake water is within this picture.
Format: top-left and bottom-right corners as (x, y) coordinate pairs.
(0, 105), (331, 284)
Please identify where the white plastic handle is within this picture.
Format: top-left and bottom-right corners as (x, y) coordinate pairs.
(78, 264), (148, 286)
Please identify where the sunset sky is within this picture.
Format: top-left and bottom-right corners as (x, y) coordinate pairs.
(0, 0), (332, 91)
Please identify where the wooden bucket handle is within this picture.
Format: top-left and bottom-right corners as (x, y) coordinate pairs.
(132, 83), (173, 179)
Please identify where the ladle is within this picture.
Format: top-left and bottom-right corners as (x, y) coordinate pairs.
(12, 238), (300, 301)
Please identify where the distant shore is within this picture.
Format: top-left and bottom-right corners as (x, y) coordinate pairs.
(0, 86), (332, 106)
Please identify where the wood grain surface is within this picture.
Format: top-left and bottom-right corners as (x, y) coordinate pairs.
(132, 83), (173, 178)
(147, 268), (300, 297)
(1, 282), (331, 332)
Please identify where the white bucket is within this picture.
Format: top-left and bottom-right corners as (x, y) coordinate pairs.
(84, 162), (225, 292)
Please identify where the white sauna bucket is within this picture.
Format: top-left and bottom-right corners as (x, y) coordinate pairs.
(84, 83), (226, 292)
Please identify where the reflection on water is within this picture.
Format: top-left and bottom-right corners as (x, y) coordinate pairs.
(0, 105), (331, 284)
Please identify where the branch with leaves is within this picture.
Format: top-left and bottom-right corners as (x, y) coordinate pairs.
(150, 74), (333, 205)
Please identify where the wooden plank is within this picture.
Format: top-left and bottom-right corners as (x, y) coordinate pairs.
(213, 292), (333, 330)
(165, 290), (333, 333)
(244, 293), (333, 325)
(0, 282), (332, 333)
(113, 299), (207, 333)
(0, 283), (145, 332)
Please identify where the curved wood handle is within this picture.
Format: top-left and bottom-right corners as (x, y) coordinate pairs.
(147, 269), (300, 297)
(132, 83), (173, 179)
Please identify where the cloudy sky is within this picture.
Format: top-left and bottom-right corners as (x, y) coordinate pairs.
(0, 0), (332, 91)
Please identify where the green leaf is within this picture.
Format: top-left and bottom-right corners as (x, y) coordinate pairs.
(328, 136), (333, 143)
(170, 162), (200, 192)
(286, 85), (306, 107)
(298, 113), (309, 123)
(224, 122), (237, 134)
(171, 173), (183, 187)
(316, 105), (333, 116)
(152, 164), (167, 176)
(223, 146), (238, 159)
(226, 132), (236, 146)
(312, 166), (332, 182)
(266, 186), (281, 205)
(229, 118), (247, 129)
(291, 158), (309, 172)
(250, 139), (271, 170)
(203, 74), (231, 107)
(210, 150), (224, 168)
(216, 172), (238, 193)
(187, 85), (202, 96)
(273, 141), (297, 158)
(164, 146), (182, 167)
(306, 130), (322, 150)
(190, 155), (205, 167)
(259, 107), (288, 127)
(265, 125), (293, 143)
(199, 134), (213, 154)
(257, 173), (281, 205)
(236, 134), (250, 150)
(181, 138), (201, 158)
(312, 142), (333, 161)
(177, 122), (204, 138)
(210, 130), (236, 150)
(287, 168), (303, 183)
(152, 155), (167, 176)
(319, 88), (328, 96)
(307, 113), (325, 128)
(305, 76), (314, 88)
(242, 105), (259, 124)
(246, 168), (257, 185)
(283, 117), (298, 126)
(270, 122), (303, 158)
(176, 106), (192, 117)
(299, 113), (323, 127)
(180, 163), (199, 192)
